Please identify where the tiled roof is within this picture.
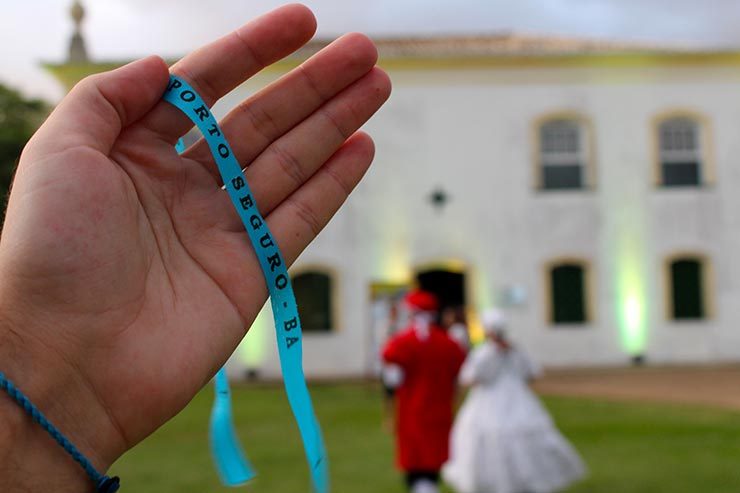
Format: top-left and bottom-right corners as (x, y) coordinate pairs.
(292, 34), (706, 59)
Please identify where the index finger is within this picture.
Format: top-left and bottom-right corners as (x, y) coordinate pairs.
(139, 3), (317, 143)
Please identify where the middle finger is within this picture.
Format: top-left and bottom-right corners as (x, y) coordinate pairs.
(232, 66), (391, 222)
(183, 33), (379, 182)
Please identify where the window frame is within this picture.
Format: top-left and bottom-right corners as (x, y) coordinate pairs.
(533, 112), (595, 191)
(663, 253), (713, 322)
(543, 257), (594, 327)
(652, 110), (714, 188)
(290, 265), (340, 334)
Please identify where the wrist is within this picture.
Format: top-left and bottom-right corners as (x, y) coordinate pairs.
(0, 312), (121, 492)
(0, 389), (93, 493)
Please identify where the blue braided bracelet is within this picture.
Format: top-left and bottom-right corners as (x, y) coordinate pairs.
(0, 372), (120, 493)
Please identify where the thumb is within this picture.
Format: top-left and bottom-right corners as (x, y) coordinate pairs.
(31, 56), (170, 156)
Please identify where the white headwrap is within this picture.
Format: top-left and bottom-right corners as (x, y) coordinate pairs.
(481, 308), (507, 334)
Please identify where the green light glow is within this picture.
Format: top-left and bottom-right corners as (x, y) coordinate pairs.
(238, 302), (271, 367)
(616, 239), (648, 355)
(621, 294), (646, 353)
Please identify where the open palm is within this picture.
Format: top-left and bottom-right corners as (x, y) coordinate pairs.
(0, 3), (390, 474)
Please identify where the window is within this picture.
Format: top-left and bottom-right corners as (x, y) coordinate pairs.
(658, 117), (702, 187)
(548, 262), (589, 325)
(539, 119), (587, 190)
(292, 270), (334, 332)
(668, 257), (707, 320)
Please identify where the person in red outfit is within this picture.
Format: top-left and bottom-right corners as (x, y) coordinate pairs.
(382, 290), (467, 493)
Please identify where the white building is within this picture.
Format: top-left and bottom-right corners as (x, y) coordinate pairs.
(49, 30), (740, 378)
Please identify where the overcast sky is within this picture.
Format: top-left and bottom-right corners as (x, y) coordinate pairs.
(3, 0), (740, 102)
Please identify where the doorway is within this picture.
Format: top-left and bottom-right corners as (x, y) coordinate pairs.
(416, 267), (466, 313)
(367, 282), (410, 376)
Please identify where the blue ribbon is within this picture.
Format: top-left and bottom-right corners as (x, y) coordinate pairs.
(164, 75), (328, 493)
(209, 367), (255, 485)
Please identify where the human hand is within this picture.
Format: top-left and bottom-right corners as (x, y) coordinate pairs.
(0, 4), (390, 491)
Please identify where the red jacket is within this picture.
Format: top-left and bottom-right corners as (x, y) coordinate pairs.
(382, 325), (466, 471)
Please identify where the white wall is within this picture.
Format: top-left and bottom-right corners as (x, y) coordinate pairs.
(222, 60), (740, 376)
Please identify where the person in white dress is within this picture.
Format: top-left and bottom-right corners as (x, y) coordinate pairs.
(443, 309), (586, 493)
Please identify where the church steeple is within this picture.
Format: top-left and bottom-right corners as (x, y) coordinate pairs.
(67, 1), (89, 63)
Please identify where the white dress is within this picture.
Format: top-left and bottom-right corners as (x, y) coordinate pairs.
(443, 342), (586, 493)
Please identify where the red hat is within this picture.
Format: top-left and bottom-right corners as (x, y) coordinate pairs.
(403, 289), (439, 312)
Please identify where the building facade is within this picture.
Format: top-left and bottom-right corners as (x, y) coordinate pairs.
(48, 33), (740, 377)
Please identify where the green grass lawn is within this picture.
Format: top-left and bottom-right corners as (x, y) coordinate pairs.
(110, 382), (740, 493)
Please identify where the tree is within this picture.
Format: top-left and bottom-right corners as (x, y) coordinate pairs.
(0, 83), (50, 208)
